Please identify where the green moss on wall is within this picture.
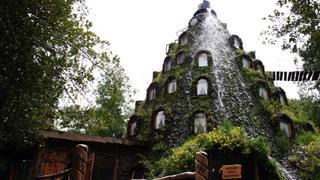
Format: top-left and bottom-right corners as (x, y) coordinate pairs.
(148, 123), (285, 180)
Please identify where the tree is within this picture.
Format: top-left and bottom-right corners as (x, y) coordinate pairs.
(263, 0), (320, 90)
(57, 60), (134, 137)
(92, 62), (134, 137)
(0, 0), (129, 151)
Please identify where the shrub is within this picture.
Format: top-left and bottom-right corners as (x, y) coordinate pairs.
(290, 141), (320, 180)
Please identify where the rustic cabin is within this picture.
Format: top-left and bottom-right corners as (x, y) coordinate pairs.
(1, 130), (147, 180)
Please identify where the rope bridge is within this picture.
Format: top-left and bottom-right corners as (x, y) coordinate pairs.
(266, 71), (320, 81)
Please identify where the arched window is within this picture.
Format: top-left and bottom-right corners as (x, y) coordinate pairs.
(280, 121), (292, 137)
(177, 53), (185, 65)
(194, 113), (206, 134)
(242, 57), (251, 68)
(279, 94), (286, 105)
(229, 35), (243, 50)
(198, 53), (208, 67)
(168, 79), (177, 94)
(155, 111), (165, 129)
(149, 88), (156, 101)
(255, 64), (263, 73)
(259, 87), (268, 100)
(197, 79), (208, 95)
(180, 33), (188, 46)
(234, 39), (241, 49)
(189, 17), (199, 26)
(130, 121), (137, 136)
(164, 59), (172, 72)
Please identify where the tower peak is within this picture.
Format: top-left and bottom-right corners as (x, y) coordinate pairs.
(198, 0), (211, 9)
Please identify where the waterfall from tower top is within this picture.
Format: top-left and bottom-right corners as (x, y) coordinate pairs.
(191, 11), (253, 122)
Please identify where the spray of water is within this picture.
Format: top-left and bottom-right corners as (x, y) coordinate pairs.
(191, 12), (253, 120)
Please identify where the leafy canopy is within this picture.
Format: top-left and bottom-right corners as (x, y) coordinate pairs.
(0, 0), (131, 150)
(262, 0), (320, 90)
(57, 62), (134, 137)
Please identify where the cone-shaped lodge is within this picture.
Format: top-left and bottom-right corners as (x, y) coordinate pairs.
(128, 1), (286, 147)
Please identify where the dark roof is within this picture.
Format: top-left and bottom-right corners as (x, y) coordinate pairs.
(41, 130), (145, 146)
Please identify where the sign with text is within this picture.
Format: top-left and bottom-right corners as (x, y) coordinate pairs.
(221, 164), (242, 179)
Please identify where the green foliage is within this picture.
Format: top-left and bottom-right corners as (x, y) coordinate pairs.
(241, 68), (265, 82)
(149, 125), (285, 179)
(294, 131), (320, 145)
(289, 141), (320, 180)
(57, 65), (134, 137)
(0, 0), (131, 149)
(246, 137), (286, 180)
(151, 125), (246, 176)
(275, 135), (291, 153)
(263, 0), (320, 90)
(284, 97), (320, 126)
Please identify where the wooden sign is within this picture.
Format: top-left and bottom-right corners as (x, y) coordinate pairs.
(221, 164), (242, 179)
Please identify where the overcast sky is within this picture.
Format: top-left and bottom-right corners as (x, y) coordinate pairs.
(86, 0), (302, 101)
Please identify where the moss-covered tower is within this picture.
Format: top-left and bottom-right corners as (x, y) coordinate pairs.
(127, 1), (289, 148)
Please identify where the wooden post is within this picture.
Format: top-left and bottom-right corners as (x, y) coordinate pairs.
(72, 144), (89, 180)
(195, 151), (209, 180)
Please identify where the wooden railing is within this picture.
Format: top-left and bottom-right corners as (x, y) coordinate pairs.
(36, 168), (72, 180)
(35, 144), (88, 180)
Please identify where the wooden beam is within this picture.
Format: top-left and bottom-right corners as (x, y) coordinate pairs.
(284, 71), (287, 81)
(307, 71), (313, 81)
(312, 72), (320, 81)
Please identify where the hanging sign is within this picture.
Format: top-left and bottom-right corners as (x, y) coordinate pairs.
(221, 164), (242, 179)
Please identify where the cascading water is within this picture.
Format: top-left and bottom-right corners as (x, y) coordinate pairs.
(268, 156), (299, 180)
(190, 11), (255, 126)
(190, 7), (299, 180)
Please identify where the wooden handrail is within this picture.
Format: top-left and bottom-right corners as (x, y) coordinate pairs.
(154, 172), (195, 180)
(36, 168), (72, 179)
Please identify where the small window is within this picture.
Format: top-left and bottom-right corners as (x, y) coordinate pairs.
(130, 121), (137, 136)
(279, 94), (286, 105)
(149, 88), (156, 101)
(164, 60), (171, 72)
(280, 121), (292, 137)
(197, 79), (208, 95)
(242, 57), (251, 68)
(198, 53), (208, 67)
(194, 113), (206, 134)
(180, 35), (188, 46)
(259, 87), (268, 100)
(234, 39), (241, 49)
(155, 111), (165, 129)
(168, 79), (177, 94)
(189, 17), (199, 26)
(257, 64), (264, 73)
(177, 53), (185, 65)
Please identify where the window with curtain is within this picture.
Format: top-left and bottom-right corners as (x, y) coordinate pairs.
(130, 121), (137, 136)
(194, 113), (206, 134)
(197, 79), (208, 95)
(168, 79), (177, 94)
(198, 53), (208, 67)
(259, 87), (268, 100)
(155, 111), (165, 129)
